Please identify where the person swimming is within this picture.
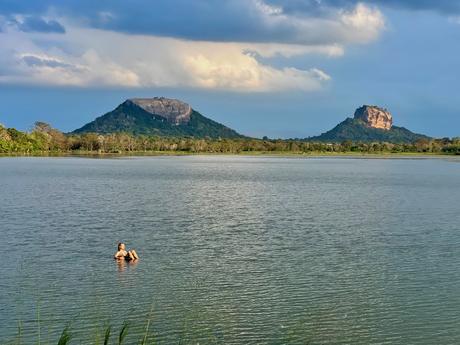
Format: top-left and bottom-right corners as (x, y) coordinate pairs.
(114, 242), (139, 261)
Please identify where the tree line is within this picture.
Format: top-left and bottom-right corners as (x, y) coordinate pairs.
(1, 121), (459, 155)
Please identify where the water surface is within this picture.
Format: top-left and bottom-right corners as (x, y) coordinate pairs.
(1, 156), (460, 344)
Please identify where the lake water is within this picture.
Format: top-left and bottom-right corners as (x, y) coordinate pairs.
(1, 156), (460, 344)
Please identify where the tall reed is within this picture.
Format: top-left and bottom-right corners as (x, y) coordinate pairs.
(118, 321), (129, 345)
(57, 326), (71, 345)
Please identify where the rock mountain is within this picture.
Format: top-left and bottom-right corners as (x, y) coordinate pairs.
(129, 98), (192, 125)
(73, 97), (243, 138)
(73, 100), (429, 143)
(308, 105), (430, 143)
(354, 105), (393, 130)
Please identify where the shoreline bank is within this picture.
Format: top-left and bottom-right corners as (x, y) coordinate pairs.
(1, 151), (459, 159)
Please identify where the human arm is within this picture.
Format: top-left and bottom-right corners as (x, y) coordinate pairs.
(114, 250), (124, 259)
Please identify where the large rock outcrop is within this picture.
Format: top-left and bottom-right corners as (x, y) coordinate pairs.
(72, 97), (243, 138)
(307, 105), (430, 143)
(354, 105), (393, 130)
(128, 97), (192, 125)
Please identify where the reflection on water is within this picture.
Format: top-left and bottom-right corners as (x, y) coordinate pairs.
(116, 258), (139, 273)
(1, 156), (460, 344)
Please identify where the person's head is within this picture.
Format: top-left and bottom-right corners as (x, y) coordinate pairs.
(118, 243), (126, 251)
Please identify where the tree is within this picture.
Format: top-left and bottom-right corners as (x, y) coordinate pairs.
(32, 121), (68, 151)
(33, 121), (53, 133)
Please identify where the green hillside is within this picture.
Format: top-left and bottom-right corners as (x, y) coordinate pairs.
(308, 118), (431, 143)
(72, 100), (243, 139)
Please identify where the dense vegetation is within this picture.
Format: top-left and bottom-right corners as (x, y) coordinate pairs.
(308, 118), (431, 143)
(1, 122), (459, 155)
(72, 101), (243, 139)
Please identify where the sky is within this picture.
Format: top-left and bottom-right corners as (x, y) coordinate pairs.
(0, 0), (459, 138)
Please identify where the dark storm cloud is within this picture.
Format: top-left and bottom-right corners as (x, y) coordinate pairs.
(0, 0), (458, 41)
(265, 0), (460, 14)
(357, 0), (460, 13)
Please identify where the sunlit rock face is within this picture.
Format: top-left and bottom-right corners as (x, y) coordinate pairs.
(128, 97), (192, 125)
(354, 105), (393, 130)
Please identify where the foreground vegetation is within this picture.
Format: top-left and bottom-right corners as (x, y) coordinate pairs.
(7, 321), (149, 345)
(1, 122), (459, 156)
(5, 317), (314, 345)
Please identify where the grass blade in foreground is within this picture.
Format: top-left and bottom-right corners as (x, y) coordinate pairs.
(118, 321), (129, 345)
(57, 326), (71, 345)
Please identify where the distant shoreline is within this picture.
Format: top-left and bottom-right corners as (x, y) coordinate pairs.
(1, 151), (458, 159)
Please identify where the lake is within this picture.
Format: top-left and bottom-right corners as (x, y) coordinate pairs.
(1, 156), (460, 344)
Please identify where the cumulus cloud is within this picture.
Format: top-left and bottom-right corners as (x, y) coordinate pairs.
(182, 52), (330, 92)
(339, 3), (384, 41)
(0, 0), (457, 44)
(0, 27), (331, 91)
(0, 0), (385, 45)
(88, 0), (385, 46)
(0, 1), (388, 92)
(0, 0), (455, 43)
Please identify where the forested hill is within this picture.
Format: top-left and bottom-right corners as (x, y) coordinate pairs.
(307, 105), (431, 143)
(72, 98), (243, 139)
(308, 118), (431, 143)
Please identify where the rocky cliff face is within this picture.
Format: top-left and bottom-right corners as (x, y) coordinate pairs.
(354, 105), (393, 130)
(128, 97), (192, 125)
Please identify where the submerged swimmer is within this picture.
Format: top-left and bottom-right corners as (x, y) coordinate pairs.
(114, 242), (139, 261)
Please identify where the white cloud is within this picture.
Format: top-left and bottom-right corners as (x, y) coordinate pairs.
(245, 1), (385, 46)
(183, 52), (330, 92)
(0, 26), (332, 91)
(340, 3), (385, 42)
(255, 0), (283, 16)
(0, 3), (385, 92)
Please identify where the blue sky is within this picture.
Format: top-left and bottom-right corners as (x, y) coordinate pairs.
(0, 0), (459, 138)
